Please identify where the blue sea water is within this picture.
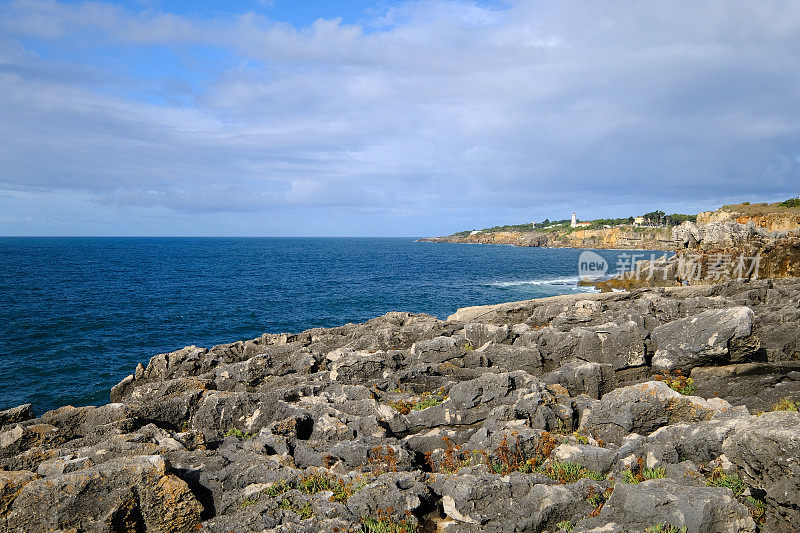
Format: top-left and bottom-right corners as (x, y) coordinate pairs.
(0, 238), (663, 414)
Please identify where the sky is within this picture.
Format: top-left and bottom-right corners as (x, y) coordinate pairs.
(0, 0), (799, 236)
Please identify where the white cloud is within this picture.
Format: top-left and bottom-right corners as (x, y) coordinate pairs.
(0, 0), (799, 235)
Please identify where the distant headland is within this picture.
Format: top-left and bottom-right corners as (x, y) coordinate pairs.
(420, 199), (800, 251)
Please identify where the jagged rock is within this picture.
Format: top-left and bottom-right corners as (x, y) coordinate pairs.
(438, 473), (602, 531)
(0, 470), (37, 516)
(552, 442), (616, 474)
(573, 321), (646, 370)
(0, 454), (203, 532)
(579, 381), (735, 444)
(6, 279), (800, 531)
(651, 307), (759, 372)
(691, 362), (800, 412)
(722, 411), (800, 531)
(0, 405), (33, 428)
(580, 478), (755, 532)
(543, 360), (616, 399)
(464, 322), (510, 348)
(346, 472), (429, 522)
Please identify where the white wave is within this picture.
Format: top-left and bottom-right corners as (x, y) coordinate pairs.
(488, 277), (579, 288)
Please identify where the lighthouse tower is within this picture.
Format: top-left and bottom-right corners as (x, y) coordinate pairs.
(571, 212), (577, 228)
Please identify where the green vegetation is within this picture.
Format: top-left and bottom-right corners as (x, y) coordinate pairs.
(747, 496), (766, 525)
(556, 520), (575, 532)
(706, 469), (746, 497)
(449, 209), (697, 238)
(623, 458), (666, 484)
(240, 497), (259, 508)
(265, 472), (367, 504)
(771, 397), (799, 411)
(278, 499), (313, 519)
(224, 428), (255, 439)
(780, 198), (800, 208)
(362, 511), (418, 533)
(536, 459), (606, 483)
(388, 390), (447, 414)
(645, 524), (687, 533)
(653, 371), (697, 395)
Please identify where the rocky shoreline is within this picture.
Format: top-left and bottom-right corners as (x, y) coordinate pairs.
(2, 278), (800, 531)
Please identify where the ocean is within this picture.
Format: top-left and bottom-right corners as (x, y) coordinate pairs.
(0, 238), (662, 413)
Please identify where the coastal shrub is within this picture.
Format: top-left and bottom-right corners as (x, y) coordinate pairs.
(361, 509), (418, 533)
(224, 427), (255, 439)
(771, 397), (799, 411)
(653, 370), (697, 395)
(426, 431), (560, 476)
(779, 198), (800, 208)
(536, 459), (606, 484)
(644, 524), (687, 533)
(265, 472), (366, 503)
(369, 446), (399, 476)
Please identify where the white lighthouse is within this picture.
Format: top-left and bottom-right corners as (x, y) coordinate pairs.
(571, 212), (590, 228)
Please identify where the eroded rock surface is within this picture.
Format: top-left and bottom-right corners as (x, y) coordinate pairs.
(2, 278), (800, 531)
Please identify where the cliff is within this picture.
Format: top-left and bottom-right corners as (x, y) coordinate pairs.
(2, 278), (800, 531)
(698, 201), (800, 232)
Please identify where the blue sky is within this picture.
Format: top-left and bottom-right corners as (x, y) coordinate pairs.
(1, 0), (799, 236)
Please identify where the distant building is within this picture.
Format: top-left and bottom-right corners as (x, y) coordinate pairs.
(570, 212), (591, 228)
(633, 216), (645, 225)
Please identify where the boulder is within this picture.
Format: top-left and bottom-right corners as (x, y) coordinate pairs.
(651, 307), (759, 372)
(722, 411), (800, 530)
(1, 455), (203, 532)
(583, 478), (754, 532)
(579, 381), (733, 444)
(573, 321), (646, 370)
(439, 472), (601, 531)
(0, 405), (33, 428)
(464, 323), (510, 348)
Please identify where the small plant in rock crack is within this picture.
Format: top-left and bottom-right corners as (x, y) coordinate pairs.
(277, 499), (313, 520)
(584, 485), (614, 518)
(572, 430), (589, 445)
(536, 460), (606, 484)
(653, 370), (697, 395)
(771, 397), (799, 411)
(644, 523), (687, 533)
(224, 427), (255, 439)
(361, 509), (418, 533)
(388, 389), (447, 414)
(240, 496), (259, 508)
(425, 436), (477, 474)
(746, 496), (766, 525)
(623, 457), (665, 484)
(704, 467), (746, 497)
(556, 520), (575, 532)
